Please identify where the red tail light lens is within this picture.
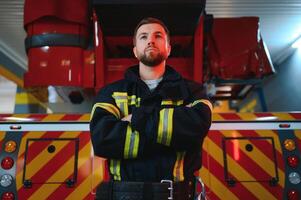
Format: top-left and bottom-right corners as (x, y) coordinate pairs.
(1, 192), (14, 200)
(287, 155), (299, 168)
(1, 157), (14, 170)
(287, 189), (299, 200)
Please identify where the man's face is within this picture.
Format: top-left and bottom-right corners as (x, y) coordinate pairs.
(133, 23), (171, 67)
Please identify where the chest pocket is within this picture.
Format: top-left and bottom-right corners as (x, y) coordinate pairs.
(112, 92), (141, 117)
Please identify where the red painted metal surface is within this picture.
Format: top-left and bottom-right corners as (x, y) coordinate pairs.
(93, 10), (106, 90)
(207, 17), (275, 79)
(25, 47), (85, 86)
(23, 0), (91, 88)
(24, 0), (90, 27)
(194, 15), (204, 83)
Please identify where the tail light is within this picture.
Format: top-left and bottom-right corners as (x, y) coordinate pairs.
(287, 189), (299, 200)
(1, 192), (14, 200)
(284, 139), (296, 151)
(1, 157), (14, 170)
(287, 155), (299, 168)
(4, 141), (17, 153)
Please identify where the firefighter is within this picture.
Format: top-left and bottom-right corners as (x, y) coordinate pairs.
(90, 17), (212, 200)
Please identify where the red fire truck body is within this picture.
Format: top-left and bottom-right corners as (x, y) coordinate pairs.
(1, 0), (299, 200)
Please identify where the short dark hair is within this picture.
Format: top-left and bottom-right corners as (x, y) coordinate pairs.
(133, 17), (170, 46)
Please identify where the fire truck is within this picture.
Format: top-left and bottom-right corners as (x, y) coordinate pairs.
(0, 0), (300, 199)
(0, 113), (300, 200)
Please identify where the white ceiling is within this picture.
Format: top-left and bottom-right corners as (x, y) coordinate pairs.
(0, 0), (301, 70)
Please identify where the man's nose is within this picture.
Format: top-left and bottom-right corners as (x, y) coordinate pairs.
(147, 36), (155, 45)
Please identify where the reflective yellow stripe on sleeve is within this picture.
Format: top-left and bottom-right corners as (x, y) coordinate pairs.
(161, 99), (184, 106)
(112, 92), (141, 117)
(112, 92), (128, 117)
(173, 151), (186, 182)
(124, 126), (139, 159)
(191, 99), (213, 112)
(90, 103), (121, 120)
(157, 108), (174, 146)
(109, 159), (121, 181)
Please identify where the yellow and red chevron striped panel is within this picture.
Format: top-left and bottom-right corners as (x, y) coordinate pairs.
(0, 114), (106, 200)
(212, 112), (301, 121)
(198, 112), (301, 200)
(199, 130), (284, 200)
(0, 114), (90, 122)
(16, 131), (93, 200)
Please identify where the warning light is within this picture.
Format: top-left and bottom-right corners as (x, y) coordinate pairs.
(287, 189), (299, 200)
(9, 125), (21, 130)
(288, 172), (301, 185)
(279, 123), (291, 128)
(1, 157), (14, 170)
(1, 192), (14, 200)
(0, 174), (13, 187)
(4, 141), (17, 153)
(287, 155), (299, 168)
(284, 139), (296, 151)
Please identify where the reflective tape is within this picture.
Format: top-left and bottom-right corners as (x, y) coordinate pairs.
(161, 99), (184, 106)
(112, 93), (141, 117)
(157, 108), (174, 146)
(173, 152), (185, 182)
(91, 103), (121, 120)
(191, 99), (213, 112)
(109, 159), (121, 181)
(124, 126), (139, 159)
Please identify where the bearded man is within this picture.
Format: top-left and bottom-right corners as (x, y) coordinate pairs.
(90, 17), (212, 200)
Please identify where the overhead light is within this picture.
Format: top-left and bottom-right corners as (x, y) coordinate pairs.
(292, 36), (301, 48)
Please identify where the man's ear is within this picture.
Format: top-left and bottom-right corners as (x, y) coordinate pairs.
(133, 46), (137, 58)
(167, 43), (171, 56)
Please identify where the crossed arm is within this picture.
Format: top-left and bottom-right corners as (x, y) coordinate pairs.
(90, 88), (212, 159)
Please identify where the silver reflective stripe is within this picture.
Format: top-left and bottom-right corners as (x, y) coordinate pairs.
(211, 122), (301, 130)
(119, 102), (125, 116)
(0, 123), (89, 131)
(114, 96), (127, 100)
(128, 131), (136, 157)
(162, 109), (170, 145)
(1, 122), (300, 132)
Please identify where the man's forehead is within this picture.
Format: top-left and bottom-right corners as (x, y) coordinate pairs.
(136, 23), (166, 34)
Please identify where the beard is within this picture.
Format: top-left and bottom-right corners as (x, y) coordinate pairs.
(137, 50), (168, 67)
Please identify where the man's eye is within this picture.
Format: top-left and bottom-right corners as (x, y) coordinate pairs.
(155, 35), (162, 38)
(140, 36), (147, 39)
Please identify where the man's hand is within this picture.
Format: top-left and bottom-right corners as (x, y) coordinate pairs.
(122, 114), (132, 122)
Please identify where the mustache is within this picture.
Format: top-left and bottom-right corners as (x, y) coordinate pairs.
(145, 46), (159, 51)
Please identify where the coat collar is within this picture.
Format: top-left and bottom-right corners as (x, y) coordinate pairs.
(124, 65), (182, 82)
